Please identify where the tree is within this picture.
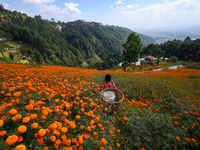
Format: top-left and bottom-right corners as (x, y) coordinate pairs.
(122, 32), (142, 72)
(9, 52), (14, 60)
(0, 3), (4, 12)
(0, 39), (7, 57)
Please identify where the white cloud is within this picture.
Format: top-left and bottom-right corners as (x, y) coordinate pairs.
(105, 0), (200, 29)
(38, 2), (81, 16)
(125, 5), (134, 8)
(39, 4), (61, 14)
(110, 5), (114, 8)
(22, 0), (54, 5)
(20, 9), (35, 17)
(62, 2), (81, 15)
(115, 1), (124, 5)
(2, 3), (9, 9)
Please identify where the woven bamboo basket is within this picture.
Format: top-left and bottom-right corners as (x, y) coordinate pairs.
(100, 88), (124, 113)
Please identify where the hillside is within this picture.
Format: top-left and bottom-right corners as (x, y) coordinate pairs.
(108, 25), (156, 46)
(0, 7), (153, 68)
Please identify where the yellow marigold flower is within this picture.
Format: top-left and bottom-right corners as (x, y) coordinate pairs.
(0, 120), (3, 127)
(14, 144), (26, 150)
(5, 135), (18, 145)
(18, 125), (27, 133)
(8, 109), (17, 115)
(38, 129), (46, 137)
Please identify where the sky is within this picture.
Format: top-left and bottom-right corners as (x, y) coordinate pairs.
(1, 0), (200, 31)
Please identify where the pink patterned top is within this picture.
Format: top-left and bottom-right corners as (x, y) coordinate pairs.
(99, 82), (117, 90)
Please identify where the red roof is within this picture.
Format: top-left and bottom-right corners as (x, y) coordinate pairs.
(144, 56), (155, 60)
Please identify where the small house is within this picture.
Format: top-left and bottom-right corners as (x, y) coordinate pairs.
(144, 56), (155, 63)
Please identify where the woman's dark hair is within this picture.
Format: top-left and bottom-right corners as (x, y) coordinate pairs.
(105, 74), (111, 82)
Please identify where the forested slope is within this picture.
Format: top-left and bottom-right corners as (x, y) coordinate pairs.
(141, 37), (200, 62)
(0, 6), (153, 68)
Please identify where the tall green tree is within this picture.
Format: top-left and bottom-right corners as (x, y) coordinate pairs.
(122, 32), (142, 72)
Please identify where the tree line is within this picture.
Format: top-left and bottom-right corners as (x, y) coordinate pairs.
(141, 37), (200, 62)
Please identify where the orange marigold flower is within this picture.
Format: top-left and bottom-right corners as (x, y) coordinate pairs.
(116, 143), (120, 147)
(108, 146), (112, 150)
(100, 138), (106, 145)
(18, 125), (27, 133)
(30, 114), (37, 119)
(185, 137), (190, 142)
(22, 116), (30, 123)
(15, 114), (22, 120)
(175, 137), (180, 141)
(63, 111), (68, 116)
(75, 115), (81, 120)
(61, 127), (68, 133)
(80, 125), (84, 130)
(5, 135), (18, 145)
(43, 147), (49, 150)
(8, 109), (17, 115)
(117, 129), (120, 133)
(17, 136), (23, 142)
(141, 148), (145, 150)
(72, 138), (77, 143)
(49, 123), (57, 130)
(14, 144), (26, 150)
(69, 123), (76, 129)
(0, 120), (3, 127)
(31, 123), (39, 129)
(123, 116), (127, 121)
(6, 93), (12, 97)
(184, 111), (188, 114)
(42, 110), (48, 116)
(191, 138), (196, 142)
(87, 126), (92, 132)
(26, 104), (33, 111)
(0, 131), (6, 136)
(50, 136), (56, 142)
(14, 92), (21, 97)
(174, 121), (178, 125)
(38, 129), (46, 137)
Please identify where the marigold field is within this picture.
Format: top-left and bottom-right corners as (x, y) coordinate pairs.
(0, 64), (200, 150)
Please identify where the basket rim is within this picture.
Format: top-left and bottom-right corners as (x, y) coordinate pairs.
(100, 88), (124, 104)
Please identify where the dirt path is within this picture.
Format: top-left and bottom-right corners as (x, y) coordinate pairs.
(134, 65), (184, 73)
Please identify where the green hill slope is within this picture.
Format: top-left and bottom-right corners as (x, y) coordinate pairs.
(0, 7), (154, 68)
